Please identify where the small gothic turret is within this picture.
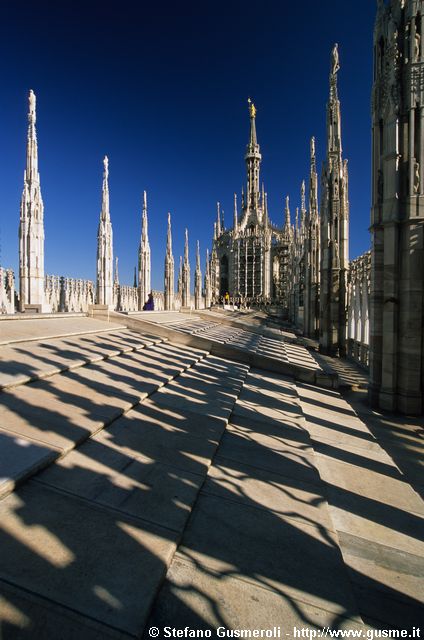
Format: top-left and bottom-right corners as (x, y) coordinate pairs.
(164, 212), (174, 310)
(182, 228), (191, 308)
(96, 156), (114, 307)
(138, 190), (151, 309)
(19, 90), (49, 311)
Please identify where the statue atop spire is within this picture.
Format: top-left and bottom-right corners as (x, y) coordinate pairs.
(184, 228), (189, 262)
(103, 155), (109, 179)
(167, 212), (172, 253)
(331, 43), (340, 76)
(247, 97), (257, 119)
(329, 44), (340, 104)
(29, 89), (36, 123)
(142, 190), (148, 239)
(101, 155), (110, 221)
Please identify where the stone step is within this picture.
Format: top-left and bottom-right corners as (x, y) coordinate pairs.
(0, 351), (248, 638)
(0, 328), (164, 390)
(144, 368), (368, 637)
(0, 341), (208, 499)
(295, 381), (424, 629)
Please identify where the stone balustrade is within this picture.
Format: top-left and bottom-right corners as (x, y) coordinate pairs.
(45, 275), (95, 312)
(151, 290), (164, 311)
(114, 284), (138, 312)
(347, 250), (370, 368)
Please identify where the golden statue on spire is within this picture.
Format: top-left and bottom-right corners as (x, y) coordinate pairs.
(247, 97), (256, 118)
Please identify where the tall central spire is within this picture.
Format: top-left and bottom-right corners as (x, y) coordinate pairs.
(245, 98), (262, 210)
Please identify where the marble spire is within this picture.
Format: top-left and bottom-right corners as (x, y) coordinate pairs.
(304, 136), (320, 338)
(96, 155), (114, 307)
(114, 256), (119, 286)
(245, 98), (262, 211)
(19, 89), (49, 311)
(319, 44), (349, 356)
(182, 228), (191, 308)
(138, 190), (151, 309)
(194, 240), (202, 309)
(177, 255), (183, 295)
(164, 212), (174, 310)
(284, 195), (291, 232)
(216, 202), (221, 237)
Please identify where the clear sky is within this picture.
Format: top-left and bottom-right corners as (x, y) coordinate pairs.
(0, 1), (376, 291)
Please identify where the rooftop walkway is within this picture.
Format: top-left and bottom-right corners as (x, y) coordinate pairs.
(0, 313), (422, 638)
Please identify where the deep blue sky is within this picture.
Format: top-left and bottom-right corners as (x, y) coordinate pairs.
(0, 1), (376, 290)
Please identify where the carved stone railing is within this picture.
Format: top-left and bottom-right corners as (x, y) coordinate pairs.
(45, 275), (95, 312)
(173, 291), (182, 311)
(347, 250), (370, 368)
(151, 290), (164, 311)
(114, 284), (138, 312)
(0, 267), (15, 314)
